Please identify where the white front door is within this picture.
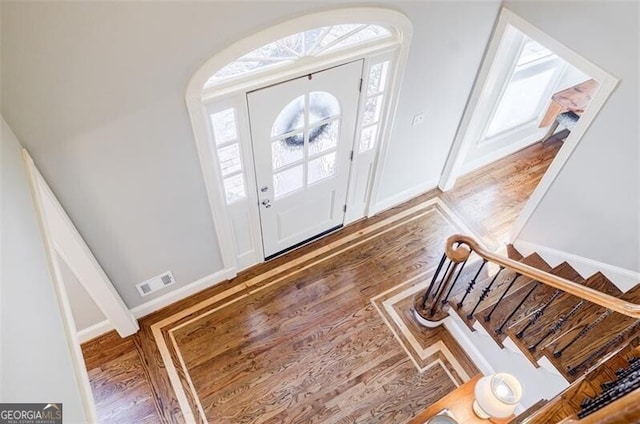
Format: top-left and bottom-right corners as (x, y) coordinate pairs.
(247, 60), (363, 258)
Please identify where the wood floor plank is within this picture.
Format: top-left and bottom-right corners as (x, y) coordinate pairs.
(81, 141), (559, 423)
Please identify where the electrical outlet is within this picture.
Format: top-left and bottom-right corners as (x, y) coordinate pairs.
(136, 271), (175, 297)
(412, 112), (426, 127)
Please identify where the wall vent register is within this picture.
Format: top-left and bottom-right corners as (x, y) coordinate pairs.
(136, 271), (175, 297)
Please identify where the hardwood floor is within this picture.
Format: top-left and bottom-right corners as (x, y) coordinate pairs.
(81, 142), (560, 423)
(441, 139), (562, 246)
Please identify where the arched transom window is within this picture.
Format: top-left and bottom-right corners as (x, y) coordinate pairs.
(206, 24), (392, 86)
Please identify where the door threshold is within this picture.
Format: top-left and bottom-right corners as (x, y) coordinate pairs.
(264, 224), (343, 261)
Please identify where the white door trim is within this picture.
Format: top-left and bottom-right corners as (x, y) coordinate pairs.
(437, 7), (619, 242)
(186, 7), (413, 274)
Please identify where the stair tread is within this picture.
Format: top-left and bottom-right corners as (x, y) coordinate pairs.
(448, 266), (520, 331)
(473, 258), (559, 346)
(543, 314), (639, 381)
(506, 244), (524, 261)
(505, 262), (585, 365)
(446, 252), (547, 331)
(538, 283), (640, 377)
(507, 272), (621, 362)
(524, 341), (640, 423)
(620, 283), (640, 302)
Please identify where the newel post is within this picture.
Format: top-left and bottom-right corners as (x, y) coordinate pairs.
(413, 236), (471, 327)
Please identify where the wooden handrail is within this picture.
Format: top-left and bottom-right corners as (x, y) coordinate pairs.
(445, 234), (640, 320)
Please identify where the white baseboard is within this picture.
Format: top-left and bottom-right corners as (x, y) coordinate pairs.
(458, 132), (544, 178)
(370, 177), (439, 216)
(78, 320), (114, 344)
(77, 268), (233, 343)
(514, 240), (640, 292)
(131, 268), (232, 319)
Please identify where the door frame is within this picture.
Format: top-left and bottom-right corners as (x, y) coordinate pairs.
(437, 8), (619, 242)
(186, 8), (413, 276)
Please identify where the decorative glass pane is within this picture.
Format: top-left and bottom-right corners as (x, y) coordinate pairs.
(272, 95), (305, 137)
(217, 143), (242, 176)
(309, 120), (339, 156)
(363, 95), (384, 125)
(323, 25), (392, 53)
(367, 61), (390, 96)
(223, 173), (246, 203)
(210, 108), (237, 145)
(211, 61), (271, 81)
(308, 152), (337, 185)
(304, 27), (329, 54)
(309, 91), (340, 124)
(359, 125), (378, 153)
(274, 164), (304, 198)
(318, 24), (365, 49)
(240, 41), (297, 61)
(272, 135), (303, 170)
(206, 24), (393, 86)
(278, 33), (305, 56)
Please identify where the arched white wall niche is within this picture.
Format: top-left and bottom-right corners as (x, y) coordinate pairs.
(186, 8), (413, 276)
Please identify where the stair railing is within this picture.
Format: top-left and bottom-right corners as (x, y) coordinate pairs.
(416, 234), (640, 323)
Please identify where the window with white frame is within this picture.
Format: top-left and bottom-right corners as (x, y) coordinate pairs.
(209, 107), (247, 204)
(483, 35), (564, 141)
(359, 60), (391, 153)
(206, 25), (392, 87)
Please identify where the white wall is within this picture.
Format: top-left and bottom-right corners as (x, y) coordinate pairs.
(0, 116), (87, 422)
(0, 1), (501, 308)
(507, 1), (640, 273)
(57, 252), (106, 333)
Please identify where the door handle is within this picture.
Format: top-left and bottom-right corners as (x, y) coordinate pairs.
(261, 199), (271, 208)
(260, 186), (269, 192)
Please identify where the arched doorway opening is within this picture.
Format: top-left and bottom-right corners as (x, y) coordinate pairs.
(186, 8), (413, 272)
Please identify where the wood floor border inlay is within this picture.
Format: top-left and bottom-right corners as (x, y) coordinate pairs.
(150, 198), (481, 423)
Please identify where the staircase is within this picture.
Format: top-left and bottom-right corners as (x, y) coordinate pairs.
(414, 234), (640, 419)
(515, 337), (640, 423)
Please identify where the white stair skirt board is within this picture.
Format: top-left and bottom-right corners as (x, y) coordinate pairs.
(514, 240), (640, 292)
(445, 309), (569, 411)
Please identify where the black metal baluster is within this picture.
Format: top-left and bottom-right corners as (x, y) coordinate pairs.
(421, 253), (447, 308)
(516, 289), (563, 339)
(615, 357), (640, 380)
(431, 260), (453, 300)
(441, 255), (469, 305)
(430, 262), (460, 316)
(553, 310), (612, 357)
(456, 259), (487, 309)
(528, 300), (585, 352)
(484, 273), (521, 322)
(567, 320), (640, 376)
(467, 267), (505, 320)
(579, 369), (640, 418)
(495, 281), (539, 335)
